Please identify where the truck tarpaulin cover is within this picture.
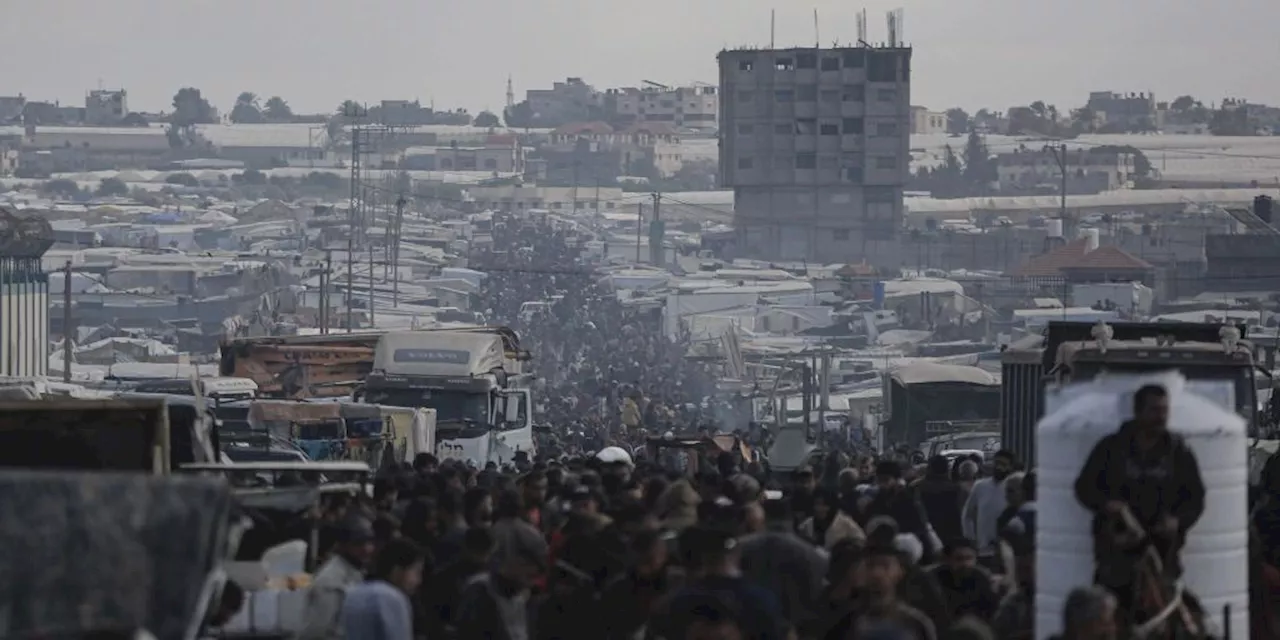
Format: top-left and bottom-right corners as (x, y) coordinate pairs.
(0, 471), (233, 639)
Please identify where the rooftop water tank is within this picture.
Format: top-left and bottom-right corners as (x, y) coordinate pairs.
(1035, 372), (1248, 639)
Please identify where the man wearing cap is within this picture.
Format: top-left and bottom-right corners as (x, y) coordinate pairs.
(298, 515), (376, 640)
(455, 518), (547, 640)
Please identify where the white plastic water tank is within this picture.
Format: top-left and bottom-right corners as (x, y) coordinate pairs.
(1079, 227), (1100, 253)
(1046, 218), (1064, 238)
(1035, 373), (1248, 640)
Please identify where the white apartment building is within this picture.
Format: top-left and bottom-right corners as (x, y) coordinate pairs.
(602, 84), (719, 130)
(909, 106), (946, 134)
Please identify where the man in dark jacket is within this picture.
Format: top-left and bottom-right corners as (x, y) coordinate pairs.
(914, 455), (964, 545)
(1073, 384), (1206, 610)
(865, 460), (937, 563)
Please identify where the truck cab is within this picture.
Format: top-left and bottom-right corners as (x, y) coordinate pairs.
(361, 327), (534, 465)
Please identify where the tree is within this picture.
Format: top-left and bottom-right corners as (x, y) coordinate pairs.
(165, 172), (200, 187)
(503, 101), (535, 128)
(473, 111), (501, 128)
(263, 96), (293, 121)
(1170, 95), (1197, 113)
(1070, 107), (1097, 134)
(336, 100), (363, 118)
(95, 177), (129, 197)
(232, 169), (268, 186)
(171, 87), (216, 126)
(41, 179), (82, 199)
(944, 108), (970, 135)
(962, 131), (995, 188)
(230, 92), (265, 124)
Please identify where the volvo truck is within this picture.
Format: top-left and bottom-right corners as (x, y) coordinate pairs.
(359, 326), (534, 466)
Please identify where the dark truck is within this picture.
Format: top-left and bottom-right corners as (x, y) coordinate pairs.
(0, 396), (218, 474)
(1000, 320), (1258, 467)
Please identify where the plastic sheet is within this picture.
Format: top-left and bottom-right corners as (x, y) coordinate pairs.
(0, 470), (234, 639)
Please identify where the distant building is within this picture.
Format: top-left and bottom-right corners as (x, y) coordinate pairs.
(601, 84), (719, 129)
(718, 45), (913, 262)
(526, 78), (599, 126)
(1085, 91), (1156, 131)
(534, 121), (683, 184)
(85, 89), (128, 125)
(909, 106), (946, 134)
(995, 148), (1137, 194)
(368, 100), (471, 126)
(468, 184), (626, 212)
(402, 135), (525, 173)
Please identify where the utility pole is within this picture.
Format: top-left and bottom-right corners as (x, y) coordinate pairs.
(392, 196), (406, 307)
(571, 161), (580, 214)
(61, 261), (72, 383)
(365, 185), (375, 329)
(346, 122), (361, 333)
(321, 250), (332, 334)
(635, 202), (644, 263)
(1044, 143), (1070, 235)
(649, 192), (663, 266)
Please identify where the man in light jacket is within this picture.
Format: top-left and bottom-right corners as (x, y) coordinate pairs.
(961, 449), (1016, 567)
(298, 516), (376, 640)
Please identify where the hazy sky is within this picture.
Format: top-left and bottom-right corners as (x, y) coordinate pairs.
(3, 0), (1275, 117)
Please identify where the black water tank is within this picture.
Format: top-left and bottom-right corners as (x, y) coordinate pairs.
(1256, 195), (1274, 224)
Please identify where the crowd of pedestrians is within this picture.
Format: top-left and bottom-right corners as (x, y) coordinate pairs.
(281, 446), (1135, 640)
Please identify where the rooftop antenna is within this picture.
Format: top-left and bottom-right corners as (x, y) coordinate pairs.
(814, 8), (820, 48)
(897, 8), (906, 45)
(770, 9), (776, 49)
(886, 10), (897, 47)
(856, 9), (868, 46)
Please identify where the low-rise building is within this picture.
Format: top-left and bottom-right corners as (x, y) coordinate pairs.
(85, 89), (128, 126)
(995, 147), (1137, 195)
(601, 84), (719, 129)
(536, 121), (683, 184)
(468, 184), (626, 212)
(909, 106), (946, 134)
(401, 135), (525, 173)
(1085, 91), (1156, 131)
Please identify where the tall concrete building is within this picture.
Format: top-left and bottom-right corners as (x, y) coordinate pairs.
(718, 46), (912, 262)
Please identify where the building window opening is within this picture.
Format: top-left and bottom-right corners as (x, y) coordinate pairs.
(821, 57), (840, 71)
(820, 123), (839, 136)
(775, 58), (795, 71)
(739, 60), (754, 71)
(833, 229), (850, 241)
(775, 90), (794, 103)
(796, 153), (817, 170)
(842, 85), (865, 102)
(842, 117), (864, 134)
(797, 53), (817, 69)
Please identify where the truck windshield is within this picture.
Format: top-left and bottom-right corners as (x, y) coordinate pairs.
(366, 388), (490, 424)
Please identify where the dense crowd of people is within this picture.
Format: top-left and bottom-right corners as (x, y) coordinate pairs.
(263, 445), (1132, 640)
(473, 211), (722, 453)
(229, 212), (1280, 640)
